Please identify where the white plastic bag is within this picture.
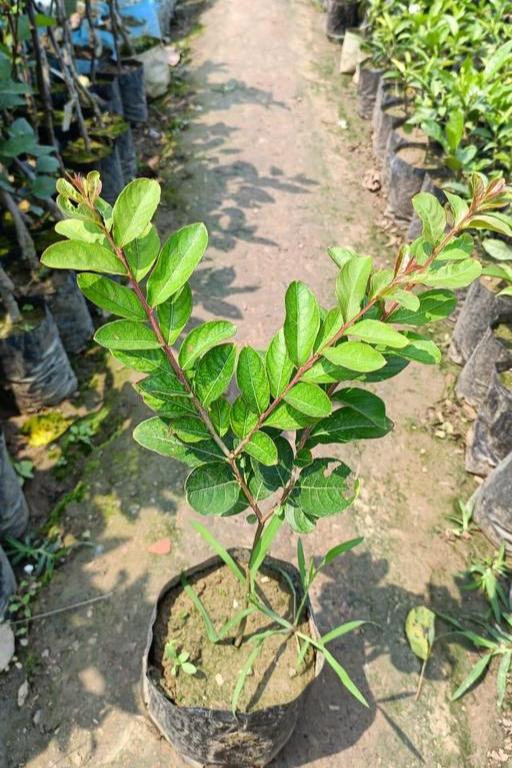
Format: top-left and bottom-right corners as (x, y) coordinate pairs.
(135, 44), (171, 98)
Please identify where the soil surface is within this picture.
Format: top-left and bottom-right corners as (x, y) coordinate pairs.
(1, 0), (509, 767)
(153, 560), (313, 711)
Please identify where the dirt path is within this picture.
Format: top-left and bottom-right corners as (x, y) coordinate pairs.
(1, 1), (507, 766)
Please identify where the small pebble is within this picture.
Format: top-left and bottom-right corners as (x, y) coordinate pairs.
(215, 673), (224, 687)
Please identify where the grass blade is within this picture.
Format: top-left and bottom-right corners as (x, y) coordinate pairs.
(320, 537), (364, 569)
(249, 513), (284, 580)
(451, 652), (493, 701)
(218, 607), (256, 640)
(322, 646), (369, 707)
(322, 620), (367, 645)
(297, 539), (307, 589)
(192, 521), (246, 586)
(231, 641), (264, 714)
(182, 576), (219, 643)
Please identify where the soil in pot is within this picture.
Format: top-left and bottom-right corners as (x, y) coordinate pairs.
(152, 562), (314, 713)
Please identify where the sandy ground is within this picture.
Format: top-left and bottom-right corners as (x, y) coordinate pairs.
(1, 0), (508, 766)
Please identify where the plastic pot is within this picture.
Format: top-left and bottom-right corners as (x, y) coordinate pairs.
(0, 427), (29, 539)
(466, 368), (512, 477)
(386, 144), (430, 222)
(383, 124), (429, 187)
(373, 101), (407, 165)
(91, 74), (124, 115)
(325, 0), (359, 39)
(0, 544), (16, 620)
(118, 59), (148, 124)
(456, 320), (512, 407)
(116, 126), (138, 184)
(472, 452), (512, 553)
(357, 66), (382, 119)
(143, 549), (324, 768)
(449, 280), (512, 365)
(46, 271), (94, 355)
(0, 297), (77, 413)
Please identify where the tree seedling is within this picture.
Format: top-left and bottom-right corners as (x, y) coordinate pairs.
(164, 639), (198, 677)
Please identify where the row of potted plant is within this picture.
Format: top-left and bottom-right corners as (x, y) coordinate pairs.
(36, 170), (512, 765)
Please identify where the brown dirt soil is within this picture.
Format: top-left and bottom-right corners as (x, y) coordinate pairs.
(1, 0), (510, 767)
(152, 561), (314, 711)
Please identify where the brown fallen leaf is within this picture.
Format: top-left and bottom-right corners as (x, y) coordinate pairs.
(148, 538), (172, 556)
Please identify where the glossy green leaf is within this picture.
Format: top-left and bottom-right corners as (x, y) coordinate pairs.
(179, 320), (236, 370)
(445, 191), (469, 226)
(315, 307), (343, 349)
(185, 462), (240, 515)
(77, 273), (145, 320)
(412, 192), (446, 244)
(482, 238), (512, 262)
(54, 218), (108, 245)
(157, 284), (192, 345)
(451, 653), (492, 701)
(41, 240), (126, 275)
(195, 343), (237, 406)
(124, 225), (160, 281)
(230, 397), (259, 438)
(110, 348), (165, 373)
(350, 319), (408, 349)
(323, 341), (386, 372)
(250, 436), (294, 496)
(94, 320), (159, 350)
(284, 281), (320, 366)
(389, 289), (456, 325)
(209, 398), (231, 436)
(336, 254), (372, 321)
(147, 223), (208, 307)
(112, 178), (161, 247)
(133, 417), (223, 465)
(284, 503), (316, 533)
(263, 402), (317, 430)
(308, 402), (392, 446)
(418, 259), (482, 290)
(266, 329), (294, 398)
(137, 368), (188, 400)
(284, 382), (331, 418)
(398, 332), (441, 364)
(328, 246), (356, 269)
(237, 346), (270, 415)
(172, 416), (211, 443)
(295, 458), (353, 517)
(332, 387), (389, 429)
(244, 431), (278, 466)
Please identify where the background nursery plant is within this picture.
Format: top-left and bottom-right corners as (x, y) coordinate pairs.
(40, 171), (511, 751)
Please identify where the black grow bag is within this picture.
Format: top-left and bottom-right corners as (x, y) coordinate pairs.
(466, 368), (512, 477)
(0, 297), (77, 412)
(472, 453), (512, 552)
(357, 67), (382, 119)
(118, 59), (148, 124)
(0, 543), (16, 619)
(46, 271), (94, 355)
(325, 0), (359, 39)
(449, 280), (512, 364)
(387, 144), (428, 222)
(456, 320), (512, 407)
(91, 74), (124, 115)
(143, 549), (324, 768)
(0, 427), (29, 539)
(116, 126), (138, 183)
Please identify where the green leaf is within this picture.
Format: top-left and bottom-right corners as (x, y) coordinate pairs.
(445, 109), (464, 153)
(112, 178), (161, 247)
(266, 329), (294, 397)
(250, 436), (294, 496)
(192, 521), (245, 585)
(363, 355), (409, 382)
(350, 319), (408, 349)
(172, 416), (211, 443)
(436, 234), (473, 262)
(249, 513), (284, 579)
(77, 273), (145, 320)
(497, 651), (511, 708)
(320, 645), (369, 707)
(186, 462), (240, 515)
(232, 641), (265, 713)
(284, 281), (320, 365)
(331, 387), (389, 429)
(322, 619), (366, 645)
(389, 288), (456, 325)
(482, 238), (512, 262)
(195, 344), (237, 406)
(137, 368), (188, 400)
(451, 653), (492, 701)
(484, 39), (512, 78)
(295, 459), (353, 517)
(308, 403), (392, 447)
(283, 382), (331, 418)
(111, 348), (165, 372)
(133, 417), (224, 465)
(182, 577), (219, 643)
(385, 287), (419, 311)
(209, 398), (231, 436)
(417, 259), (482, 290)
(181, 662), (197, 675)
(302, 358), (355, 384)
(54, 219), (108, 245)
(323, 341), (386, 373)
(328, 246), (356, 269)
(320, 537), (364, 569)
(94, 320), (159, 350)
(405, 606), (436, 661)
(315, 307), (343, 349)
(41, 240), (126, 275)
(297, 539), (307, 588)
(467, 213), (512, 238)
(244, 431), (278, 466)
(336, 254), (372, 321)
(263, 402), (317, 430)
(157, 284), (192, 345)
(230, 397), (259, 438)
(445, 191), (469, 226)
(398, 332), (441, 364)
(237, 346), (270, 414)
(412, 193), (446, 244)
(179, 321), (236, 370)
(147, 223), (208, 307)
(124, 226), (160, 281)
(284, 503), (316, 533)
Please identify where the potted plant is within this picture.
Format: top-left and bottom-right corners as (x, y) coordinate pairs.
(41, 171), (511, 766)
